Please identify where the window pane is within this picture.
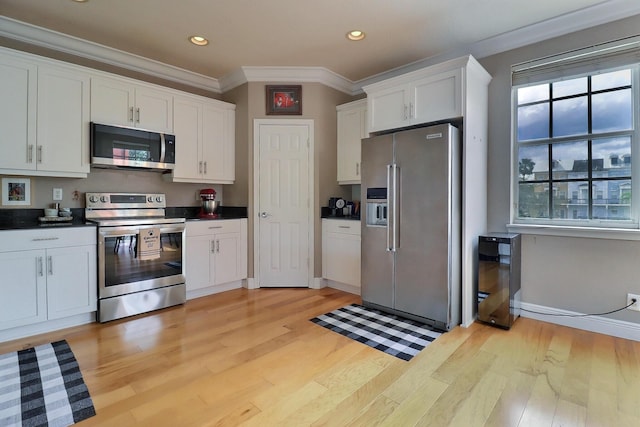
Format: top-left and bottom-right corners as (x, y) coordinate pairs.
(592, 89), (632, 133)
(592, 136), (631, 177)
(592, 179), (632, 220)
(592, 69), (631, 91)
(518, 103), (549, 140)
(552, 183), (570, 219)
(553, 77), (587, 98)
(552, 96), (588, 137)
(552, 140), (588, 179)
(518, 145), (548, 180)
(518, 84), (549, 104)
(518, 182), (549, 218)
(565, 181), (590, 219)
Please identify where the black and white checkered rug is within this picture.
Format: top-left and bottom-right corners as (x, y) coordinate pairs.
(0, 340), (96, 427)
(310, 304), (442, 361)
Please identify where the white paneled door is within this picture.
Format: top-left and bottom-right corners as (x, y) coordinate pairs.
(255, 120), (313, 287)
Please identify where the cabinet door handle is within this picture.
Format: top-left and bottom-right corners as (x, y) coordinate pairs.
(216, 239), (220, 253)
(129, 107), (134, 122)
(199, 161), (203, 174)
(37, 145), (42, 163)
(409, 102), (414, 119)
(37, 256), (43, 277)
(136, 107), (141, 123)
(32, 237), (60, 241)
(403, 104), (408, 120)
(47, 256), (53, 275)
(204, 161), (207, 174)
(211, 240), (215, 253)
(28, 145), (34, 163)
(356, 163), (359, 176)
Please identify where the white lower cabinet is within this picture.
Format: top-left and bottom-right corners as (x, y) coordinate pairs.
(185, 219), (247, 297)
(322, 219), (361, 292)
(0, 227), (97, 331)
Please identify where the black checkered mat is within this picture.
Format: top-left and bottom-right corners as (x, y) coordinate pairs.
(310, 304), (442, 361)
(0, 340), (96, 426)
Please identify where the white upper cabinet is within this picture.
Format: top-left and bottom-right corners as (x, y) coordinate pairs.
(169, 93), (235, 184)
(411, 68), (462, 124)
(37, 65), (90, 175)
(91, 76), (173, 133)
(0, 54), (37, 171)
(337, 99), (367, 184)
(0, 48), (90, 177)
(365, 58), (468, 133)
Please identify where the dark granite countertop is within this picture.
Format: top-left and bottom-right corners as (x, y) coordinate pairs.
(0, 208), (96, 231)
(166, 206), (248, 221)
(320, 206), (360, 221)
(0, 206), (248, 231)
(322, 216), (361, 221)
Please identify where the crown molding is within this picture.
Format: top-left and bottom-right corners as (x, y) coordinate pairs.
(0, 16), (222, 93)
(2, 1), (640, 96)
(354, 1), (640, 89)
(219, 66), (356, 95)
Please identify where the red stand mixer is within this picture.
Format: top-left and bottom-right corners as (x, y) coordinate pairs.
(198, 188), (218, 218)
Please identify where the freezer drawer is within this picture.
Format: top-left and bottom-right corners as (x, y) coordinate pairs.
(477, 233), (521, 329)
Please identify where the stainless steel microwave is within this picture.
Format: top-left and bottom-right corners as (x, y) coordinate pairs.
(90, 122), (176, 171)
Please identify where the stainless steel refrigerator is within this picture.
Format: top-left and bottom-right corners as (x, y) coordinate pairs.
(361, 123), (461, 331)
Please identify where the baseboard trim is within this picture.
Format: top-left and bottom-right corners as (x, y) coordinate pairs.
(0, 313), (96, 344)
(310, 277), (326, 290)
(520, 302), (640, 342)
(324, 279), (361, 296)
(186, 281), (242, 300)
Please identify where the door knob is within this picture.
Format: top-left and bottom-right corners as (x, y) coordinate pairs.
(259, 212), (270, 218)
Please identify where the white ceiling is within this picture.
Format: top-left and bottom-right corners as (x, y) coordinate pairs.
(1, 0), (640, 91)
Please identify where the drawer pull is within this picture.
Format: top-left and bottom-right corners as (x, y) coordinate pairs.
(338, 225), (351, 229)
(208, 226), (223, 229)
(32, 237), (60, 241)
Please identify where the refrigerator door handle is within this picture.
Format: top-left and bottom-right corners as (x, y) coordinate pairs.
(386, 164), (393, 251)
(392, 163), (399, 250)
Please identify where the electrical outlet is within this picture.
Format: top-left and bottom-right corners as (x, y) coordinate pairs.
(52, 188), (63, 201)
(627, 293), (640, 311)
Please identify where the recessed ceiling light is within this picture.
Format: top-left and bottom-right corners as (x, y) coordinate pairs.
(347, 30), (365, 41)
(71, 0), (89, 3)
(189, 35), (209, 46)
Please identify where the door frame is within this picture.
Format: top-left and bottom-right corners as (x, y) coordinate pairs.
(252, 118), (315, 288)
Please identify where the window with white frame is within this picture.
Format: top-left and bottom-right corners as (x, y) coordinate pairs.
(512, 36), (640, 228)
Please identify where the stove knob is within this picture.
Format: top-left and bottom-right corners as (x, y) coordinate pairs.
(155, 195), (163, 203)
(89, 195), (99, 203)
(100, 195), (108, 203)
(147, 196), (154, 203)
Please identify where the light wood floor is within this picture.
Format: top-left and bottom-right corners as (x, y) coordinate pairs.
(1, 287), (639, 427)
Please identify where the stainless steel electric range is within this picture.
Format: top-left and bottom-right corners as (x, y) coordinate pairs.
(85, 192), (186, 322)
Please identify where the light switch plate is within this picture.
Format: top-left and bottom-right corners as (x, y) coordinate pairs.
(53, 188), (63, 201)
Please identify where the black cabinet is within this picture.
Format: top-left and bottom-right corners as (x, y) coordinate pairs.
(477, 233), (521, 329)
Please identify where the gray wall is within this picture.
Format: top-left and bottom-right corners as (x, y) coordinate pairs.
(23, 170), (222, 210)
(478, 13), (640, 323)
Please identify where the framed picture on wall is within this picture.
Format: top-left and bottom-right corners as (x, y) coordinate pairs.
(1, 177), (32, 206)
(266, 85), (302, 115)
